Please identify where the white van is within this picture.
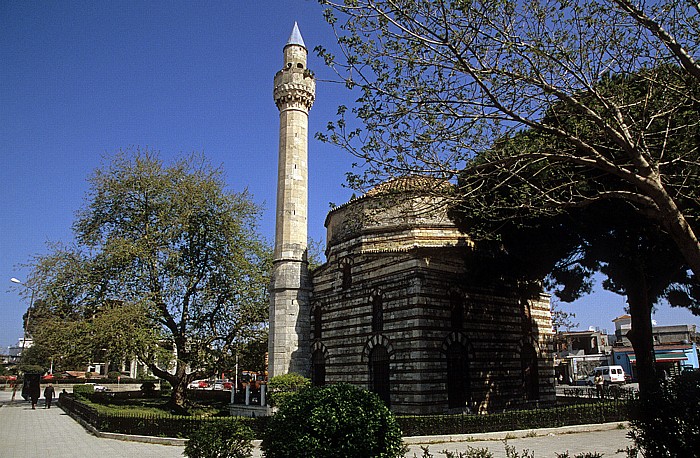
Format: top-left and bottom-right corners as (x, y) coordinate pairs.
(587, 365), (626, 385)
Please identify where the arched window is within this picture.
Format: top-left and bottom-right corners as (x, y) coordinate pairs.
(446, 342), (471, 408)
(450, 292), (464, 330)
(521, 344), (540, 400)
(311, 349), (326, 387)
(371, 294), (383, 333)
(369, 345), (390, 406)
(341, 260), (352, 289)
(313, 306), (322, 340)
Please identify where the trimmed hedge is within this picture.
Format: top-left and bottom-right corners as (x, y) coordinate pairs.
(59, 392), (268, 438)
(59, 391), (632, 440)
(397, 400), (630, 436)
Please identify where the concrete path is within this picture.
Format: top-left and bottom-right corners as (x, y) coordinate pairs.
(0, 389), (634, 457)
(404, 425), (634, 457)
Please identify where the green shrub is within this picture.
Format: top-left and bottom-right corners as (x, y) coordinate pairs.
(160, 380), (172, 391)
(266, 372), (309, 407)
(107, 371), (122, 380)
(140, 381), (157, 393)
(73, 384), (95, 397)
(628, 371), (700, 456)
(184, 419), (254, 458)
(261, 383), (406, 458)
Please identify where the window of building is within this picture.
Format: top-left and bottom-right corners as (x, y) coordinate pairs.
(369, 345), (390, 406)
(446, 342), (471, 408)
(341, 261), (352, 289)
(450, 292), (464, 330)
(313, 306), (322, 340)
(311, 349), (326, 387)
(371, 294), (383, 333)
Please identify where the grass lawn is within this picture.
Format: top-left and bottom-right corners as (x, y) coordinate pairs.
(81, 391), (232, 417)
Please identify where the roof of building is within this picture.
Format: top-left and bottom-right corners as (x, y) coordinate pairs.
(613, 343), (694, 353)
(286, 22), (306, 48)
(612, 314), (631, 322)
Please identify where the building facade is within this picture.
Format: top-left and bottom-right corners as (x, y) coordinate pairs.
(309, 181), (555, 414)
(268, 25), (555, 415)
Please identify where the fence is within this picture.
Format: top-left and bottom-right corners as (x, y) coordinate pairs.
(59, 388), (635, 439)
(58, 393), (265, 438)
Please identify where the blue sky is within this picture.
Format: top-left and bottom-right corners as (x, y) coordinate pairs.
(1, 1), (698, 350)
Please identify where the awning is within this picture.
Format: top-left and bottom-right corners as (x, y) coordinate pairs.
(628, 353), (688, 364)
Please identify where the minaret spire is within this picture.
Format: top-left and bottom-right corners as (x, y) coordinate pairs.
(286, 21), (306, 48)
(269, 23), (316, 378)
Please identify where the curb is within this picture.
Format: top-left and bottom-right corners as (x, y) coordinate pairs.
(403, 421), (629, 445)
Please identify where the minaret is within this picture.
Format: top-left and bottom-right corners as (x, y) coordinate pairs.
(269, 23), (315, 378)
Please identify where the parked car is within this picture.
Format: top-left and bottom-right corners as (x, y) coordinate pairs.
(84, 382), (109, 392)
(586, 365), (627, 385)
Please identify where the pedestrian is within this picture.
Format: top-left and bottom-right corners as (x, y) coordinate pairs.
(594, 373), (604, 399)
(44, 383), (55, 409)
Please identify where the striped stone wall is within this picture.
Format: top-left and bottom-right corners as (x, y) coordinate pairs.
(310, 186), (555, 414)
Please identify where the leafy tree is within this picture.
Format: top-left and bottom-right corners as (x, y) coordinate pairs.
(449, 67), (699, 392)
(551, 300), (578, 334)
(452, 194), (696, 392)
(317, 2), (700, 392)
(23, 150), (271, 410)
(316, 0), (700, 281)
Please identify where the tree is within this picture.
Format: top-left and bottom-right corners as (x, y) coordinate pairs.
(24, 150), (271, 410)
(551, 300), (578, 334)
(448, 67), (700, 392)
(316, 0), (700, 280)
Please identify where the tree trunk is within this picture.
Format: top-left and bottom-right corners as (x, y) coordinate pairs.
(651, 184), (700, 282)
(625, 287), (658, 396)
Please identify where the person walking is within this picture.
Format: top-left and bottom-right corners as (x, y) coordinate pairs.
(43, 383), (55, 409)
(594, 373), (605, 399)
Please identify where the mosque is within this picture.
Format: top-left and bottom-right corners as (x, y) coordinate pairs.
(268, 24), (555, 415)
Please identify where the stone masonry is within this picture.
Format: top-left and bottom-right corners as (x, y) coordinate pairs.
(310, 180), (555, 414)
(269, 23), (315, 378)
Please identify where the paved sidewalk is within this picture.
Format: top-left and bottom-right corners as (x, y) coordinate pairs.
(0, 396), (185, 458)
(0, 389), (634, 457)
(404, 426), (633, 457)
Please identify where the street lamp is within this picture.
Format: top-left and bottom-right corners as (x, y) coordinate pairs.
(10, 278), (35, 364)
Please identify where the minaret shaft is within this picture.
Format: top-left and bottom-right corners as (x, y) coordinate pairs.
(269, 24), (315, 379)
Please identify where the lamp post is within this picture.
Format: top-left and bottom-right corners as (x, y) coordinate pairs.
(10, 277), (36, 402)
(10, 278), (35, 365)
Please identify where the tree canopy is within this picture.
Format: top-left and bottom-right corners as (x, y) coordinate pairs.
(317, 0), (700, 280)
(23, 150), (271, 409)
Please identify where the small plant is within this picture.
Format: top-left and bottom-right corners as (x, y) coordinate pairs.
(503, 441), (534, 458)
(107, 371), (122, 380)
(617, 446), (638, 458)
(184, 419), (254, 458)
(266, 372), (310, 407)
(525, 430), (538, 437)
(556, 453), (604, 458)
(261, 383), (406, 458)
(413, 446), (493, 458)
